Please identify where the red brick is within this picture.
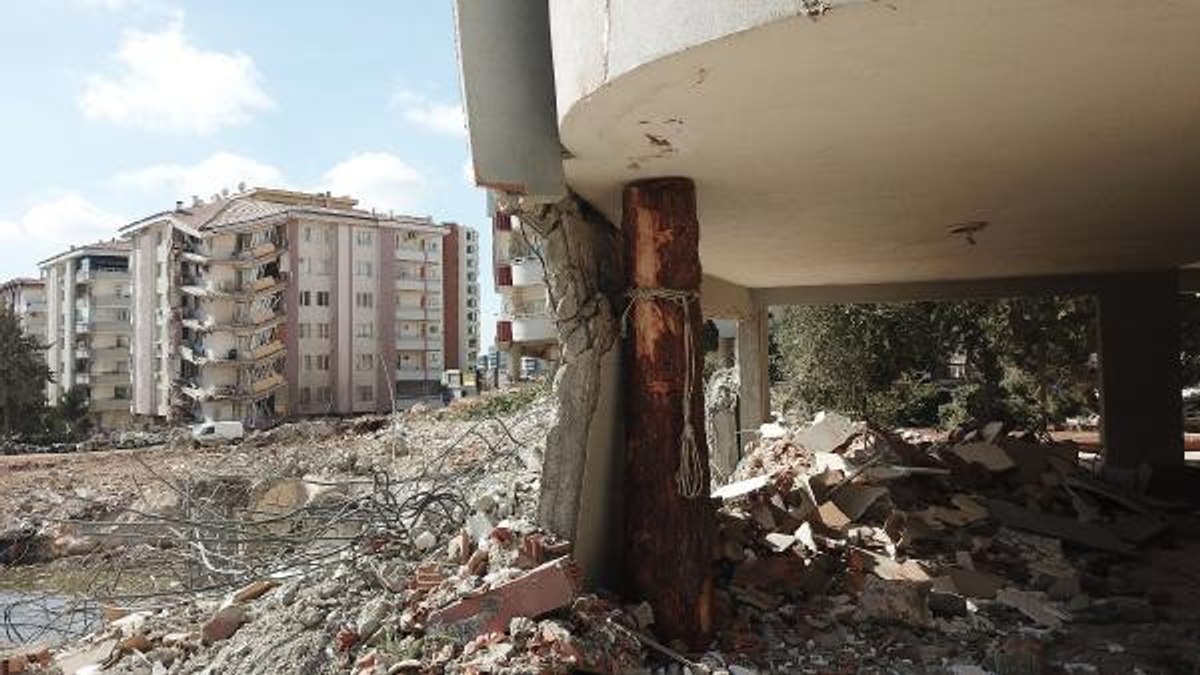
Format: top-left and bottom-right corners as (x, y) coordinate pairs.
(428, 556), (581, 638)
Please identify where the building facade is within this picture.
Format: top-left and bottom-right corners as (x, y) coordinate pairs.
(0, 278), (47, 343)
(493, 212), (556, 379)
(123, 187), (470, 427)
(39, 241), (134, 429)
(442, 223), (482, 371)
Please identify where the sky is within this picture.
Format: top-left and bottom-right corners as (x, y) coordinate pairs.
(0, 0), (497, 348)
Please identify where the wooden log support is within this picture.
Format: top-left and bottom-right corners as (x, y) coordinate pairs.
(622, 177), (714, 649)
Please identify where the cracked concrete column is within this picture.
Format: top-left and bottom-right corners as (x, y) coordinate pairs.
(1098, 270), (1183, 469)
(737, 306), (771, 448)
(504, 194), (624, 588)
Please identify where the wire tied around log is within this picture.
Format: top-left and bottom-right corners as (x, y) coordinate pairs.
(621, 287), (706, 499)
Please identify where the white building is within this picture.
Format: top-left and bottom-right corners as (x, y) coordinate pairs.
(40, 241), (134, 429)
(0, 277), (47, 343)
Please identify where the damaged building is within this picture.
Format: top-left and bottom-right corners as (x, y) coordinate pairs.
(453, 0), (1200, 647)
(121, 187), (478, 429)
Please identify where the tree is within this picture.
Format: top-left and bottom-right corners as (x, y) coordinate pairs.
(0, 307), (51, 437)
(57, 386), (93, 440)
(772, 294), (1099, 430)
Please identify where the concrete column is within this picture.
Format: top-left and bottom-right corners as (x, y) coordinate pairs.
(507, 344), (522, 382)
(737, 306), (770, 446)
(63, 262), (76, 396)
(1098, 270), (1183, 468)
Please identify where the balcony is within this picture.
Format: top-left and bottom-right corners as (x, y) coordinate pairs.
(92, 371), (131, 385)
(395, 246), (431, 262)
(395, 369), (435, 382)
(495, 264), (513, 288)
(394, 306), (428, 320)
(75, 269), (126, 284)
(395, 276), (432, 291)
(76, 320), (128, 334)
(512, 316), (555, 343)
(396, 336), (434, 350)
(510, 257), (545, 287)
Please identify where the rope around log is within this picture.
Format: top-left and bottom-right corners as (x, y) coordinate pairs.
(621, 287), (706, 499)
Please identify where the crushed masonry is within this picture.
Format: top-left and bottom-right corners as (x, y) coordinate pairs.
(3, 401), (1200, 673)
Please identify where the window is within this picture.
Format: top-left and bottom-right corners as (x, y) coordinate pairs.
(467, 272), (477, 282)
(467, 324), (475, 335)
(115, 308), (131, 321)
(467, 298), (476, 308)
(318, 323), (331, 339)
(304, 226), (312, 242)
(468, 338), (478, 348)
(356, 230), (373, 246)
(467, 312), (476, 321)
(298, 323), (310, 339)
(355, 353), (374, 371)
(317, 354), (330, 371)
(357, 385), (374, 402)
(466, 245), (475, 254)
(300, 290), (312, 306)
(316, 291), (330, 307)
(317, 386), (331, 402)
(317, 258), (331, 276)
(115, 335), (129, 347)
(467, 286), (477, 295)
(323, 229), (333, 244)
(355, 292), (373, 308)
(428, 324), (439, 335)
(113, 385), (129, 400)
(299, 387), (311, 404)
(355, 261), (373, 277)
(355, 322), (374, 338)
(304, 354), (313, 371)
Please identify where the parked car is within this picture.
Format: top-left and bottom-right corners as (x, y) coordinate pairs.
(191, 420), (245, 444)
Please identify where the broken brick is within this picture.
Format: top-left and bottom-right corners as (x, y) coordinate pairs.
(428, 556), (581, 639)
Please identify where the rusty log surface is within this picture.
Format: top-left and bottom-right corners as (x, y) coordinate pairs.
(622, 177), (715, 649)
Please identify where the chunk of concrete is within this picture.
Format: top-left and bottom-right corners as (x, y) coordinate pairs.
(427, 556), (581, 640)
(950, 442), (1016, 472)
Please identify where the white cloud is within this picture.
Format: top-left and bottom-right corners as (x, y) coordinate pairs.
(113, 152), (285, 198)
(79, 16), (273, 134)
(0, 194), (125, 249)
(77, 0), (131, 9)
(390, 89), (466, 137)
(321, 152), (426, 213)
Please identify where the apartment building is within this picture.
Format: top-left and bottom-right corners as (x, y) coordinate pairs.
(493, 212), (557, 379)
(122, 187), (468, 428)
(442, 222), (481, 371)
(0, 277), (47, 342)
(39, 241), (134, 428)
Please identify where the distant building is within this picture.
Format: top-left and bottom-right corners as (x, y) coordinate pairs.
(39, 240), (134, 429)
(120, 187), (474, 428)
(493, 212), (556, 379)
(442, 223), (482, 371)
(0, 277), (47, 342)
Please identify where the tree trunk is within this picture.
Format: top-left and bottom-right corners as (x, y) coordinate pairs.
(622, 177), (715, 649)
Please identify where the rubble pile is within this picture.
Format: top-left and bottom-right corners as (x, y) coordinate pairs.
(707, 413), (1199, 672)
(29, 508), (644, 674)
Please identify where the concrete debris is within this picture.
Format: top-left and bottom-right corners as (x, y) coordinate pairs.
(5, 403), (1200, 674)
(706, 412), (1199, 672)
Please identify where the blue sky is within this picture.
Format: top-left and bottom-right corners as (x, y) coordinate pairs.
(0, 0), (496, 348)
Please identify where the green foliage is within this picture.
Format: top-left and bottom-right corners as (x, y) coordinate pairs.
(773, 294), (1100, 430)
(0, 307), (52, 437)
(453, 381), (546, 420)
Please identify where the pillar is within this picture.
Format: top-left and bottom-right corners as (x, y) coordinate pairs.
(737, 306), (771, 444)
(622, 177), (714, 649)
(1098, 270), (1183, 468)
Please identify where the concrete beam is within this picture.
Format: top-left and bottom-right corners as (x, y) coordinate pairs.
(700, 274), (755, 320)
(1098, 270), (1184, 468)
(756, 269), (1200, 307)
